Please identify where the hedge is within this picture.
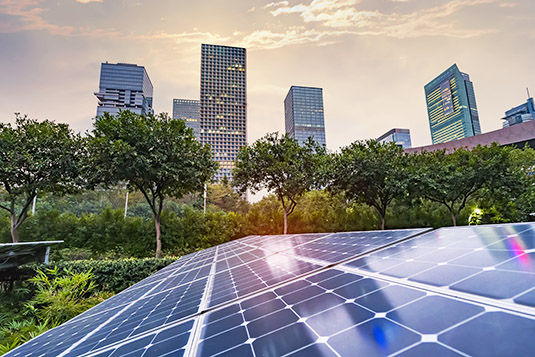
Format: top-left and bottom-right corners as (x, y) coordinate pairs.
(7, 257), (180, 293)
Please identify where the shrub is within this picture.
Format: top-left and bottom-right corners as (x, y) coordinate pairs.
(15, 257), (179, 294)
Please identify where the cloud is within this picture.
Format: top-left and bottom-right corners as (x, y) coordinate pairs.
(236, 27), (351, 50)
(268, 0), (497, 38)
(264, 1), (289, 8)
(76, 0), (103, 3)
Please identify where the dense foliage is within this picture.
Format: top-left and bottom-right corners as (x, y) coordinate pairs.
(0, 114), (82, 242)
(328, 140), (409, 229)
(234, 133), (325, 234)
(86, 111), (217, 257)
(0, 267), (112, 354)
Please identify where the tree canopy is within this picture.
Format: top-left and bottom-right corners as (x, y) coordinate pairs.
(0, 114), (82, 242)
(328, 140), (408, 230)
(233, 133), (325, 234)
(410, 144), (524, 226)
(86, 111), (217, 257)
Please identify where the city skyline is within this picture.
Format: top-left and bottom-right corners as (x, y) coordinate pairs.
(1, 0), (535, 150)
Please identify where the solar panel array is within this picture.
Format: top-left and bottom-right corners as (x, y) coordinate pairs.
(7, 224), (535, 356)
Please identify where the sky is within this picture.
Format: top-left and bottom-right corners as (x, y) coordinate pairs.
(1, 0), (535, 151)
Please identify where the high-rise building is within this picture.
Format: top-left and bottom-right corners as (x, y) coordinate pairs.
(173, 99), (200, 137)
(425, 64), (481, 144)
(502, 94), (535, 128)
(200, 44), (246, 182)
(284, 86), (326, 146)
(94, 62), (154, 117)
(377, 128), (412, 149)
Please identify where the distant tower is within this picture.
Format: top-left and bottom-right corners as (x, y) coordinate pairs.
(284, 86), (326, 146)
(173, 99), (200, 138)
(425, 64), (481, 144)
(199, 44), (247, 182)
(94, 62), (154, 117)
(377, 128), (412, 149)
(502, 89), (535, 128)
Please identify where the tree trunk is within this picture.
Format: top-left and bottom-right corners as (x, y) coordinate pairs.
(10, 201), (19, 243)
(381, 215), (385, 230)
(154, 215), (162, 258)
(450, 211), (457, 226)
(10, 217), (19, 243)
(283, 209), (288, 235)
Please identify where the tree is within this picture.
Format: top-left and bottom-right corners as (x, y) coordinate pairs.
(233, 133), (325, 234)
(411, 144), (523, 226)
(0, 114), (82, 242)
(328, 140), (408, 230)
(86, 111), (217, 257)
(207, 182), (250, 214)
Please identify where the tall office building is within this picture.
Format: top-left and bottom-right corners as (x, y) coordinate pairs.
(200, 44), (246, 182)
(94, 62), (154, 117)
(425, 64), (481, 144)
(502, 94), (535, 128)
(173, 99), (200, 138)
(284, 86), (326, 146)
(377, 128), (412, 149)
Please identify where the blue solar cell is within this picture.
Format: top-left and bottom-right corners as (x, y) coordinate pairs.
(386, 295), (484, 334)
(328, 318), (420, 356)
(515, 288), (535, 307)
(306, 303), (374, 335)
(396, 343), (462, 357)
(408, 265), (481, 287)
(439, 312), (535, 356)
(253, 322), (318, 356)
(355, 285), (425, 313)
(450, 270), (535, 299)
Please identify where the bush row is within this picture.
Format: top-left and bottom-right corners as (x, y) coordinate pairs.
(12, 257), (180, 293)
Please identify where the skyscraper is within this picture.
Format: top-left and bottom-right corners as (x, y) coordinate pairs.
(502, 93), (535, 128)
(200, 44), (246, 182)
(173, 99), (200, 138)
(377, 128), (412, 149)
(284, 86), (326, 146)
(425, 64), (481, 144)
(94, 62), (154, 117)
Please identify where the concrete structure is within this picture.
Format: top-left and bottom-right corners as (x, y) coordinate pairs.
(173, 99), (200, 138)
(200, 44), (246, 182)
(94, 62), (154, 117)
(377, 128), (412, 149)
(406, 120), (535, 154)
(284, 86), (326, 146)
(425, 64), (481, 144)
(503, 96), (535, 128)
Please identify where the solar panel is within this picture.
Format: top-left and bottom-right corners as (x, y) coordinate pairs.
(345, 223), (535, 309)
(8, 224), (535, 357)
(193, 267), (535, 356)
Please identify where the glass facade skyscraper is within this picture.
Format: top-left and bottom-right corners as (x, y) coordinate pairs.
(94, 62), (154, 117)
(425, 64), (481, 144)
(502, 96), (535, 128)
(173, 99), (200, 138)
(200, 44), (246, 182)
(377, 128), (412, 149)
(284, 86), (326, 146)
